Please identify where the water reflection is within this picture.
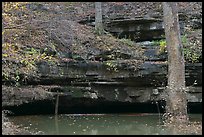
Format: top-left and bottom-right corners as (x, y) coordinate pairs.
(9, 113), (202, 135)
(54, 115), (59, 135)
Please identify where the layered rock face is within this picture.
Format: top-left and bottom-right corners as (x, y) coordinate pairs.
(2, 2), (202, 115)
(2, 55), (202, 115)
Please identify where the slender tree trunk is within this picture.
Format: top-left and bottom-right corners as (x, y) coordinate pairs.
(95, 2), (104, 35)
(162, 2), (189, 125)
(2, 3), (4, 45)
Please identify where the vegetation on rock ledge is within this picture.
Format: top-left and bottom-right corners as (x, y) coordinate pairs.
(2, 2), (58, 85)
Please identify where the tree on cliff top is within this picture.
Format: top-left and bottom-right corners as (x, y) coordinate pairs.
(162, 2), (189, 125)
(95, 2), (104, 35)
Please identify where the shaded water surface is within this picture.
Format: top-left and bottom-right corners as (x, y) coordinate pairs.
(9, 113), (202, 135)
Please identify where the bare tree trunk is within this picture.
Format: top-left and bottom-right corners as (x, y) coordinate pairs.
(162, 2), (189, 125)
(2, 3), (4, 45)
(95, 2), (104, 35)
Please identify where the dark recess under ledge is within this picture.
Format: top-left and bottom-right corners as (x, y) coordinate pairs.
(3, 100), (202, 116)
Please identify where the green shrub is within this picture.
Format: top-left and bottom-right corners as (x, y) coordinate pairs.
(152, 35), (201, 63)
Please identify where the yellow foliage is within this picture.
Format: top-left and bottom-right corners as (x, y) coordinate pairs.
(2, 2), (58, 84)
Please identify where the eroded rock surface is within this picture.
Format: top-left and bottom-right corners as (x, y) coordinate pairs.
(2, 2), (202, 115)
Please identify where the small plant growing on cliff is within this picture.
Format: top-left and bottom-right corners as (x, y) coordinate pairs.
(152, 39), (167, 55)
(158, 40), (167, 54)
(181, 34), (200, 63)
(183, 48), (200, 63)
(152, 35), (201, 63)
(104, 60), (118, 72)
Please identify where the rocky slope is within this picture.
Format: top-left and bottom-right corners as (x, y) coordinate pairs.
(2, 2), (202, 115)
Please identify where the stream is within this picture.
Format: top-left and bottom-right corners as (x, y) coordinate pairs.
(9, 113), (202, 135)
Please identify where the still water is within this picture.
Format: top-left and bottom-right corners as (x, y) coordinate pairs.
(9, 113), (202, 135)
